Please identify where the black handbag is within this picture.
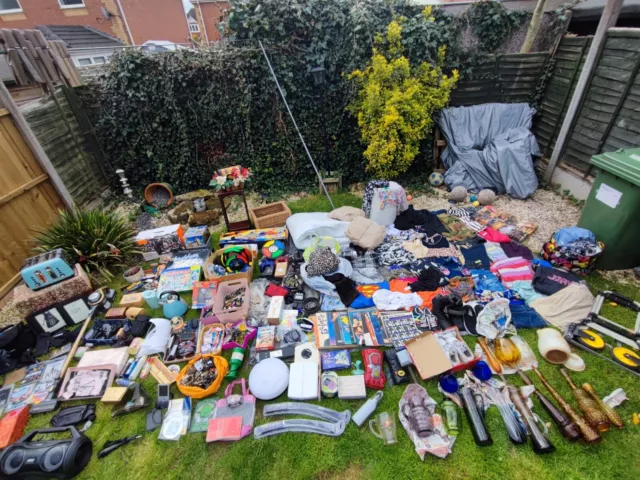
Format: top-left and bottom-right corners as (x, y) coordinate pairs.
(51, 405), (97, 427)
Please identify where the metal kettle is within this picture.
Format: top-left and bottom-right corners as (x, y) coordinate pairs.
(158, 291), (188, 318)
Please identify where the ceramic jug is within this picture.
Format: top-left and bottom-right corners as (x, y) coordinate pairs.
(537, 328), (571, 364)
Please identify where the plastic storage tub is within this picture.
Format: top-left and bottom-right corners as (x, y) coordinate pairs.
(213, 278), (249, 323)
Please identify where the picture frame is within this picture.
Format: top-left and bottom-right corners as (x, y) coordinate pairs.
(26, 305), (67, 334)
(58, 364), (117, 401)
(58, 295), (91, 326)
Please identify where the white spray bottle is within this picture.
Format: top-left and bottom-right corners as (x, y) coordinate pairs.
(352, 391), (384, 426)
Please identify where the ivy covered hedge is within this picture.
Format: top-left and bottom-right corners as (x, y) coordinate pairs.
(95, 0), (540, 195)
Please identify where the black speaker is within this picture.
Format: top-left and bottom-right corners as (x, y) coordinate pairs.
(0, 426), (92, 479)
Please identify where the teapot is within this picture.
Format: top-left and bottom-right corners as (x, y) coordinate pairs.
(159, 291), (188, 319)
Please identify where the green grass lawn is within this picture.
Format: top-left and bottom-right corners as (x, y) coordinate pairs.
(21, 193), (640, 480)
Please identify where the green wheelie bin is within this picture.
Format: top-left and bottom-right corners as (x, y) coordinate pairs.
(577, 147), (640, 270)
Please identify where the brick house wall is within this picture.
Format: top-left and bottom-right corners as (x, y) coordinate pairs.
(119, 0), (190, 45)
(194, 0), (229, 43)
(0, 0), (127, 41)
(0, 0), (194, 45)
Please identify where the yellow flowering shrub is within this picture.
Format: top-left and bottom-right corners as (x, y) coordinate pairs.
(348, 19), (459, 178)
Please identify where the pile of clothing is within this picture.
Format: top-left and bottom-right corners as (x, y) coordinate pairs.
(295, 201), (597, 337)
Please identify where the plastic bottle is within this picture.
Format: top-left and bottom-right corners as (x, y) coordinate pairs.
(226, 347), (245, 380)
(352, 391), (384, 426)
(442, 400), (459, 436)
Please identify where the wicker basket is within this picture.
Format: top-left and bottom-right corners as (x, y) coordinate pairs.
(249, 201), (291, 229)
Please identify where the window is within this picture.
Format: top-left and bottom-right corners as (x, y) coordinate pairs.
(58, 0), (85, 8)
(189, 23), (200, 33)
(75, 56), (109, 67)
(0, 0), (22, 14)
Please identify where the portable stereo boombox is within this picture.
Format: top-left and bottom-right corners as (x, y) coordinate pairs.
(21, 249), (75, 291)
(0, 426), (92, 479)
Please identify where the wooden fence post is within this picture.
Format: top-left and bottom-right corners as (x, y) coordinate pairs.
(543, 0), (624, 182)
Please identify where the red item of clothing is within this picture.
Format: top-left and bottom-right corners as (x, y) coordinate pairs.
(478, 227), (511, 243)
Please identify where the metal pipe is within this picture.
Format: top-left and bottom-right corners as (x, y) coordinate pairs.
(197, 1), (210, 44)
(258, 40), (335, 209)
(115, 0), (136, 45)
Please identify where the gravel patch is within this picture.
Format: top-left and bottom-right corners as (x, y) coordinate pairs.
(410, 187), (582, 250)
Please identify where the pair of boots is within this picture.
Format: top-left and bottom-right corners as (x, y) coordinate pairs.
(431, 295), (481, 334)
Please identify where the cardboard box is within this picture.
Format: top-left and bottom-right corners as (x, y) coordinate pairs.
(119, 293), (144, 308)
(101, 387), (127, 404)
(136, 225), (185, 260)
(218, 227), (288, 247)
(203, 245), (257, 284)
(157, 266), (202, 293)
(184, 226), (211, 249)
(0, 406), (29, 449)
(267, 296), (284, 325)
(437, 328), (481, 373)
(404, 331), (452, 380)
(105, 307), (127, 319)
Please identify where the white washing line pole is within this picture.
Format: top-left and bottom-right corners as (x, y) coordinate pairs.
(543, 0), (624, 182)
(115, 0), (135, 45)
(258, 40), (335, 209)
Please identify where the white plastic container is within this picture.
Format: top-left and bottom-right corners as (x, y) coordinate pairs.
(368, 181), (405, 226)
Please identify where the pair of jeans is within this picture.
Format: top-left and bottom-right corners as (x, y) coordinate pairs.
(509, 303), (548, 328)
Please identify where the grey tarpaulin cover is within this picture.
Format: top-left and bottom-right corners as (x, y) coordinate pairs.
(435, 103), (540, 199)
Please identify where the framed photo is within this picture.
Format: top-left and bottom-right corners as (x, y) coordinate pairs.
(58, 295), (91, 326)
(26, 306), (67, 334)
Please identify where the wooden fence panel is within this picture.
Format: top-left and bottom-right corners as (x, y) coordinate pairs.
(533, 36), (592, 156)
(562, 29), (640, 173)
(535, 29), (640, 173)
(449, 53), (550, 107)
(0, 109), (64, 296)
(20, 86), (107, 206)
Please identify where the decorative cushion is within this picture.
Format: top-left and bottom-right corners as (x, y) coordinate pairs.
(346, 217), (386, 250)
(328, 206), (365, 222)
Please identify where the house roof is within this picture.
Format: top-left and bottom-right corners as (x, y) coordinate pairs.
(571, 0), (640, 19)
(408, 0), (568, 14)
(35, 25), (125, 50)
